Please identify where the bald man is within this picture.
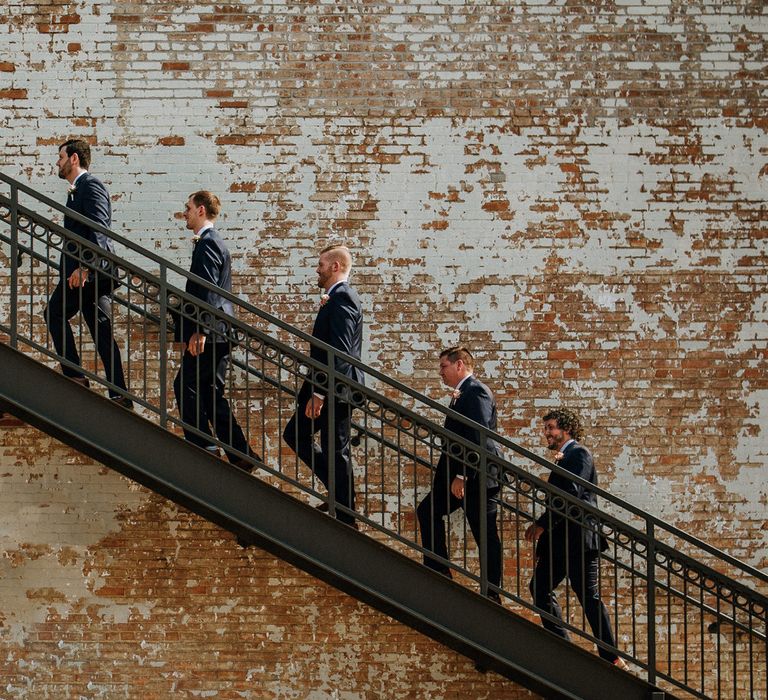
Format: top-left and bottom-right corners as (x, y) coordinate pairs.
(283, 244), (365, 527)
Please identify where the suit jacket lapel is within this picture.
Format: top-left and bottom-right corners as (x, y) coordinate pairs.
(314, 281), (342, 336)
(68, 173), (89, 212)
(453, 375), (474, 409)
(312, 299), (330, 339)
(562, 441), (576, 459)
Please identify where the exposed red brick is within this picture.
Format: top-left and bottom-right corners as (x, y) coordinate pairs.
(215, 135), (250, 145)
(547, 349), (577, 361)
(2, 3), (765, 696)
(482, 199), (510, 212)
(229, 182), (258, 193)
(421, 220), (450, 230)
(162, 62), (190, 71)
(205, 89), (234, 98)
(185, 23), (214, 33)
(0, 88), (27, 99)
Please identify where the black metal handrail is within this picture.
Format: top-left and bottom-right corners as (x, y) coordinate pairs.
(3, 174), (765, 586)
(1, 171), (765, 700)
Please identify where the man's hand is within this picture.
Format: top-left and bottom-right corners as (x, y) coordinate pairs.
(525, 523), (544, 543)
(304, 394), (325, 419)
(67, 267), (89, 289)
(451, 476), (465, 499)
(186, 331), (207, 357)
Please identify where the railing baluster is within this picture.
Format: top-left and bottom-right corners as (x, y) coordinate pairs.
(158, 265), (168, 429)
(732, 595), (737, 700)
(700, 582), (706, 696)
(717, 590), (722, 698)
(646, 519), (657, 687)
(478, 439), (488, 598)
(326, 350), (336, 519)
(684, 571), (689, 688)
(1, 170), (767, 700)
(9, 183), (18, 347)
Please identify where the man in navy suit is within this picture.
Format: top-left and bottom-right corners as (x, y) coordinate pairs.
(44, 139), (131, 408)
(283, 244), (364, 526)
(417, 347), (503, 600)
(172, 191), (255, 471)
(525, 407), (627, 669)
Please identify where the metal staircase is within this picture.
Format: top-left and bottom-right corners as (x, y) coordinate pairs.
(1, 172), (765, 700)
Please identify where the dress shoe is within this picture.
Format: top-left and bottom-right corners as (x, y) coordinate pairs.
(486, 590), (502, 605)
(70, 376), (90, 388)
(230, 457), (254, 473)
(110, 396), (134, 410)
(315, 502), (330, 513)
(230, 448), (263, 472)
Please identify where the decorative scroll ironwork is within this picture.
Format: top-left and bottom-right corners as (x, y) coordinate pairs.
(0, 173), (765, 700)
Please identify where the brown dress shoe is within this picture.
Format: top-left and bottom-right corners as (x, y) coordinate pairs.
(70, 376), (90, 388)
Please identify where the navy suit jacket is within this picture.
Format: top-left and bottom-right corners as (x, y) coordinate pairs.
(440, 374), (501, 489)
(307, 281), (365, 401)
(174, 227), (236, 344)
(536, 441), (603, 552)
(61, 172), (115, 279)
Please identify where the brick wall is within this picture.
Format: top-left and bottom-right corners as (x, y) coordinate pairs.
(1, 0), (766, 696)
(0, 423), (536, 699)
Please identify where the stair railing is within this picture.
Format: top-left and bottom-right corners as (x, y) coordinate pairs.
(1, 171), (765, 700)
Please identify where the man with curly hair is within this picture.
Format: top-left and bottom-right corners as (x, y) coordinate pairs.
(525, 407), (628, 670)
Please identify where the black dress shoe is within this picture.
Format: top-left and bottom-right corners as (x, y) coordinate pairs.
(230, 448), (263, 472)
(110, 396), (134, 410)
(230, 457), (253, 473)
(236, 535), (252, 548)
(487, 591), (502, 605)
(70, 376), (90, 388)
(315, 502), (329, 513)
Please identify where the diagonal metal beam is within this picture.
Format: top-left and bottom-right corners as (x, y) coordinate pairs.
(0, 342), (670, 700)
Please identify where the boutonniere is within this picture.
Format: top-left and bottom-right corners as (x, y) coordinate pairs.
(191, 234), (201, 246)
(67, 185), (77, 195)
(319, 293), (330, 307)
(554, 451), (565, 462)
(451, 389), (461, 401)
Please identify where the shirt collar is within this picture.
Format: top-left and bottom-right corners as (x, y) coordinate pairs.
(327, 280), (347, 295)
(560, 439), (576, 453)
(455, 373), (473, 392)
(72, 171), (87, 187)
(195, 225), (213, 238)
